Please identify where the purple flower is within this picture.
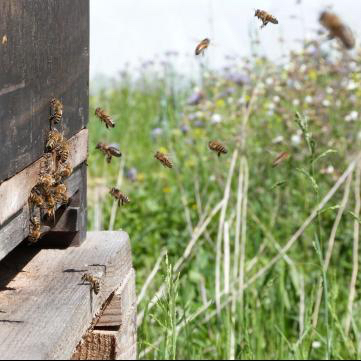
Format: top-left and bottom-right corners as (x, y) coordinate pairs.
(151, 127), (163, 139)
(187, 91), (204, 106)
(126, 168), (138, 182)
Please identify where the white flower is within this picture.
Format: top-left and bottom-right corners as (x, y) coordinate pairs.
(326, 86), (334, 94)
(266, 77), (274, 85)
(345, 110), (358, 122)
(347, 80), (357, 91)
(292, 99), (300, 107)
(291, 133), (302, 146)
(312, 341), (321, 349)
(305, 95), (313, 104)
(211, 113), (222, 124)
(299, 64), (307, 73)
(357, 131), (361, 140)
(272, 135), (284, 144)
(273, 95), (281, 103)
(322, 99), (331, 107)
(267, 102), (275, 111)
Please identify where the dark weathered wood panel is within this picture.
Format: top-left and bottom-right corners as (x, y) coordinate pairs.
(0, 231), (133, 360)
(0, 0), (89, 182)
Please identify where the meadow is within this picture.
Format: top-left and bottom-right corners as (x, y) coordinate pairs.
(88, 36), (361, 359)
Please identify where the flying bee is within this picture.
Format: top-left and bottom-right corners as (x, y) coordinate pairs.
(109, 187), (130, 207)
(29, 217), (41, 244)
(254, 9), (279, 28)
(53, 183), (69, 204)
(81, 273), (100, 295)
(272, 151), (289, 167)
(154, 151), (173, 168)
(319, 11), (355, 49)
(28, 189), (45, 208)
(195, 38), (210, 56)
(57, 141), (70, 163)
(96, 143), (122, 163)
(95, 107), (115, 129)
(46, 129), (64, 151)
(49, 97), (63, 124)
(208, 140), (228, 157)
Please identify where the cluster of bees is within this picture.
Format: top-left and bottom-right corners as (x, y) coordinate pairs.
(28, 98), (72, 243)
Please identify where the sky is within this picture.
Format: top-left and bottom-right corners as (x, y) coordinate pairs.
(90, 0), (360, 79)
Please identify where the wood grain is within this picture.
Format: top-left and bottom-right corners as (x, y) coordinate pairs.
(0, 231), (132, 360)
(0, 0), (89, 182)
(0, 128), (88, 226)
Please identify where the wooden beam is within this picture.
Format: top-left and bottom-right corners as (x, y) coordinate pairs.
(0, 231), (134, 360)
(0, 162), (86, 261)
(0, 128), (88, 226)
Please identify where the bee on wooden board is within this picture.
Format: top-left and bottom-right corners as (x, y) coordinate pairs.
(46, 129), (64, 151)
(96, 143), (122, 163)
(208, 140), (228, 157)
(39, 174), (56, 190)
(29, 217), (41, 244)
(109, 187), (130, 207)
(95, 107), (115, 129)
(28, 189), (45, 208)
(319, 11), (355, 49)
(57, 140), (70, 163)
(195, 38), (210, 56)
(81, 273), (100, 295)
(56, 163), (73, 181)
(53, 183), (69, 205)
(254, 9), (279, 28)
(49, 97), (63, 124)
(272, 151), (290, 167)
(154, 151), (173, 168)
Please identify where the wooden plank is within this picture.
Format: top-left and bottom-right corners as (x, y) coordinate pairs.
(0, 128), (88, 226)
(0, 163), (85, 262)
(0, 0), (89, 182)
(72, 269), (137, 360)
(0, 231), (133, 360)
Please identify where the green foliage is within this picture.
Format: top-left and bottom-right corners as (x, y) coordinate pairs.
(88, 39), (361, 359)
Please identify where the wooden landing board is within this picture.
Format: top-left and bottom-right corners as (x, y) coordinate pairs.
(0, 231), (133, 360)
(0, 162), (85, 261)
(0, 128), (88, 226)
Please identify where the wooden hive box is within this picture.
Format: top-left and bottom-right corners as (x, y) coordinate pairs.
(0, 1), (136, 359)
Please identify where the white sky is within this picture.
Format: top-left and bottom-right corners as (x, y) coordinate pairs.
(90, 0), (360, 78)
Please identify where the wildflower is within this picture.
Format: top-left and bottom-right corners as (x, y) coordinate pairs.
(272, 135), (284, 144)
(194, 120), (205, 128)
(210, 113), (222, 124)
(292, 99), (300, 107)
(291, 133), (302, 146)
(312, 341), (321, 349)
(151, 127), (163, 139)
(345, 110), (358, 122)
(322, 99), (331, 107)
(347, 80), (357, 91)
(305, 95), (313, 104)
(266, 77), (274, 85)
(326, 86), (334, 94)
(273, 95), (281, 103)
(180, 124), (190, 134)
(126, 168), (138, 182)
(187, 90), (204, 106)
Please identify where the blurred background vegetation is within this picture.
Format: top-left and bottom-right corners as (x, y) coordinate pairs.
(88, 8), (361, 360)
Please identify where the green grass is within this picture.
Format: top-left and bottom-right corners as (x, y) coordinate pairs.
(88, 38), (361, 359)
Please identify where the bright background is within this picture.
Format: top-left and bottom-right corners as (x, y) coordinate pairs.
(90, 0), (360, 78)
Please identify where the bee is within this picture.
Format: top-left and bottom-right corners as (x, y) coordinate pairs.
(39, 174), (56, 189)
(49, 97), (63, 124)
(109, 188), (130, 207)
(154, 151), (173, 168)
(195, 38), (210, 56)
(57, 141), (70, 163)
(29, 217), (41, 243)
(208, 140), (228, 157)
(28, 189), (45, 208)
(81, 273), (100, 295)
(95, 107), (115, 129)
(59, 163), (73, 179)
(272, 151), (289, 167)
(319, 11), (355, 49)
(96, 143), (122, 163)
(53, 183), (69, 204)
(46, 129), (64, 151)
(254, 9), (279, 28)
(44, 193), (57, 220)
